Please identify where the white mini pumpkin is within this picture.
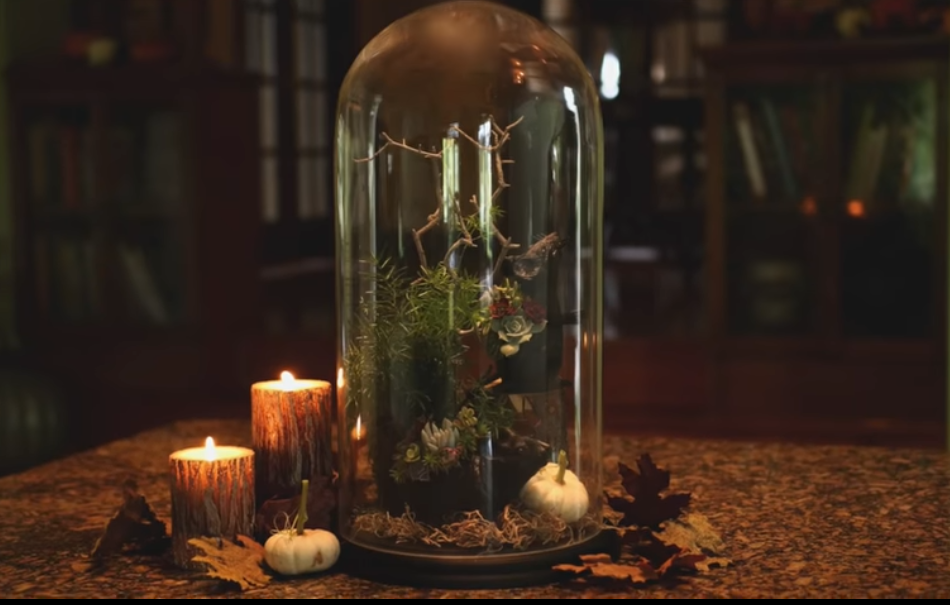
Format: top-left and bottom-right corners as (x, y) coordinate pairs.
(263, 480), (341, 576)
(520, 450), (589, 523)
(264, 528), (340, 576)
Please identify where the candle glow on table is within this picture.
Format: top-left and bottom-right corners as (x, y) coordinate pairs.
(251, 370), (333, 508)
(168, 436), (255, 569)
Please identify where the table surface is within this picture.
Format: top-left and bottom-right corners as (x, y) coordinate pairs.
(0, 419), (947, 599)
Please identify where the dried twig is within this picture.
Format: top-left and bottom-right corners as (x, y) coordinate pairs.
(443, 195), (477, 277)
(357, 117), (525, 279)
(355, 132), (444, 163)
(448, 116), (524, 152)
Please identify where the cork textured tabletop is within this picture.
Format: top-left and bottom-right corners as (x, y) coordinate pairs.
(0, 419), (947, 599)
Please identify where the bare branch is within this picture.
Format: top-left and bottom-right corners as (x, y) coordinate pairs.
(354, 117), (526, 282)
(443, 195), (476, 278)
(492, 225), (519, 277)
(448, 116), (524, 153)
(355, 133), (443, 163)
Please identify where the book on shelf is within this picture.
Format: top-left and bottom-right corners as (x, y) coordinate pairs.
(844, 103), (887, 210)
(35, 235), (100, 322)
(118, 244), (171, 325)
(733, 102), (767, 202)
(759, 98), (799, 203)
(108, 126), (137, 205)
(143, 112), (182, 211)
(26, 119), (94, 211)
(732, 97), (808, 207)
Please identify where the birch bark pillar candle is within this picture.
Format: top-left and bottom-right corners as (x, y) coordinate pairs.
(169, 437), (255, 568)
(251, 371), (333, 505)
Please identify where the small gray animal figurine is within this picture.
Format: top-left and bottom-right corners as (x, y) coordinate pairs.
(509, 232), (566, 280)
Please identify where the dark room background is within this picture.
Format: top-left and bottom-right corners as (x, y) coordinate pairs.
(1, 0), (947, 477)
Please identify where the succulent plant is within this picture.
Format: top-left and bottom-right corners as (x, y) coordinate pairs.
(457, 406), (478, 429)
(404, 444), (421, 463)
(421, 419), (459, 453)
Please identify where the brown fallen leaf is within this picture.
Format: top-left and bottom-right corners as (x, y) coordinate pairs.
(562, 454), (732, 589)
(90, 480), (168, 560)
(189, 535), (271, 592)
(695, 557), (731, 572)
(655, 513), (726, 556)
(255, 474), (336, 541)
(607, 455), (691, 530)
(554, 554), (658, 585)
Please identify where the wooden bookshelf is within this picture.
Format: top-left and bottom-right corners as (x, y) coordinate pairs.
(7, 62), (261, 399)
(703, 39), (948, 424)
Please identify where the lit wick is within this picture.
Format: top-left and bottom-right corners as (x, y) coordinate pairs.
(204, 436), (217, 462)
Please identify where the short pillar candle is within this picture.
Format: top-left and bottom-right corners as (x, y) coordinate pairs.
(168, 437), (255, 569)
(251, 371), (333, 505)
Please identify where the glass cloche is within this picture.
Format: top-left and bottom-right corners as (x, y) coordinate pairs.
(335, 1), (604, 587)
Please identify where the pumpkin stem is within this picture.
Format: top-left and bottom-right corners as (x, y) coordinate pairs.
(556, 450), (568, 485)
(295, 479), (309, 536)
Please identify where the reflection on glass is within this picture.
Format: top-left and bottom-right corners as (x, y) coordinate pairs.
(839, 78), (936, 339)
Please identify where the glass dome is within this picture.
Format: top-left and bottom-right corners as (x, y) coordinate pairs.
(335, 0), (604, 587)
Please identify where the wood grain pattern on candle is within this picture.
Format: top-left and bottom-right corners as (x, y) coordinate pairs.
(251, 377), (332, 505)
(169, 443), (254, 569)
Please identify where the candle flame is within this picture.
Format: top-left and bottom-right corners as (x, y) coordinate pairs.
(337, 367), (345, 390)
(280, 371), (295, 383)
(355, 415), (362, 441)
(204, 436), (217, 462)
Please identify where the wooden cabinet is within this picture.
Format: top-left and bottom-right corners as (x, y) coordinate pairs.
(7, 63), (261, 402)
(703, 39), (947, 427)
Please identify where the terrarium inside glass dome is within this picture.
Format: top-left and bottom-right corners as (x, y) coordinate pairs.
(335, 0), (604, 586)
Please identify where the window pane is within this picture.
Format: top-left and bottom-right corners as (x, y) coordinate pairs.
(297, 91), (328, 151)
(542, 0), (571, 23)
(294, 0), (324, 17)
(315, 155), (330, 218)
(316, 91), (328, 149)
(298, 156), (315, 219)
(552, 25), (577, 48)
(295, 20), (313, 82)
(261, 86), (278, 149)
(297, 90), (314, 149)
(262, 156), (279, 223)
(295, 21), (326, 82)
(313, 23), (327, 81)
(244, 9), (261, 72)
(261, 11), (278, 77)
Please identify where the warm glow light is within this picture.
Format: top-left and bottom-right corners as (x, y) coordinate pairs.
(280, 371), (295, 383)
(337, 367), (345, 390)
(801, 196), (818, 216)
(600, 51), (620, 100)
(204, 437), (217, 462)
(847, 200), (866, 218)
(355, 415), (362, 441)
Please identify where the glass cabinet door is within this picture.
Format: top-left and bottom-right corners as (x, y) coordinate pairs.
(22, 104), (102, 326)
(722, 83), (825, 337)
(107, 104), (188, 326)
(838, 76), (938, 339)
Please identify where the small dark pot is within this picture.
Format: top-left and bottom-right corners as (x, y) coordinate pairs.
(388, 465), (480, 526)
(495, 326), (562, 394)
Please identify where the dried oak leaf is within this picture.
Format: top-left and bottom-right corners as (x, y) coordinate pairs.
(655, 513), (727, 556)
(255, 474), (336, 540)
(607, 454), (691, 529)
(91, 480), (168, 560)
(188, 535), (271, 592)
(554, 554), (659, 585)
(623, 527), (682, 569)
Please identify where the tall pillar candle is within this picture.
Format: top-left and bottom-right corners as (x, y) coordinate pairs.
(169, 437), (255, 569)
(251, 371), (333, 504)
